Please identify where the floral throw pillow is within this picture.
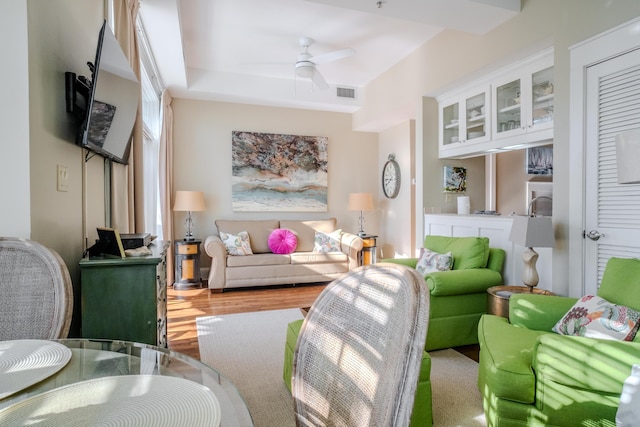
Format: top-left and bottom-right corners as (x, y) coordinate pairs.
(415, 249), (453, 276)
(552, 295), (640, 341)
(313, 229), (342, 253)
(219, 231), (253, 256)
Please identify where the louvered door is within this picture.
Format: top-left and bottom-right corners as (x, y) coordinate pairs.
(584, 48), (640, 295)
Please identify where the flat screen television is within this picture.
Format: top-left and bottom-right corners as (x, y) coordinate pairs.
(66, 21), (139, 164)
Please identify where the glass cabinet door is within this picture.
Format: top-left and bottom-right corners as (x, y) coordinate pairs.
(442, 102), (460, 146)
(495, 78), (521, 137)
(530, 66), (554, 127)
(465, 92), (487, 142)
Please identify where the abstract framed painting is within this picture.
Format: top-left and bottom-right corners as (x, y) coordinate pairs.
(232, 131), (328, 212)
(443, 166), (467, 193)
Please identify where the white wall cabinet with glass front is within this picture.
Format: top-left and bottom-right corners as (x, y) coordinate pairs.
(439, 85), (491, 158)
(437, 48), (554, 159)
(492, 51), (554, 144)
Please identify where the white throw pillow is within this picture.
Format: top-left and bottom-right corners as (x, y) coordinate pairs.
(219, 230), (253, 256)
(415, 249), (453, 276)
(552, 295), (640, 341)
(617, 364), (640, 426)
(313, 229), (342, 253)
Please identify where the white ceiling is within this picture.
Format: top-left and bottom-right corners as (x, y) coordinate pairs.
(138, 0), (520, 113)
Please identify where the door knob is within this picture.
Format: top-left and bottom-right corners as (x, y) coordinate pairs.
(586, 230), (604, 241)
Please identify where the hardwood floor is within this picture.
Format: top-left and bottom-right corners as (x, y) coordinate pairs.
(167, 282), (326, 359)
(166, 281), (479, 362)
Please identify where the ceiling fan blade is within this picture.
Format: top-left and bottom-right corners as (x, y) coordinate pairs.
(311, 68), (329, 90)
(310, 48), (355, 65)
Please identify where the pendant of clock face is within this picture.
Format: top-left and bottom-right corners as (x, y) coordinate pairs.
(382, 154), (401, 198)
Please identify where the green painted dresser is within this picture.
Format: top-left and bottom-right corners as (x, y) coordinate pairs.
(79, 241), (170, 347)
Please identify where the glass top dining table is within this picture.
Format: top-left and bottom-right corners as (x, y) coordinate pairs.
(0, 339), (254, 426)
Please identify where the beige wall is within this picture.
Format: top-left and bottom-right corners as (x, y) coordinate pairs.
(378, 120), (414, 258)
(27, 0), (107, 268)
(171, 99), (379, 261)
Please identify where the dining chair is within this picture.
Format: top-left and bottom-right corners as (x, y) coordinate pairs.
(291, 263), (429, 427)
(0, 237), (73, 340)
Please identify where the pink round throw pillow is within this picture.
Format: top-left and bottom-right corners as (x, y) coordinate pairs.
(268, 228), (298, 254)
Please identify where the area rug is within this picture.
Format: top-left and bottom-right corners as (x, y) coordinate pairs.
(197, 308), (486, 427)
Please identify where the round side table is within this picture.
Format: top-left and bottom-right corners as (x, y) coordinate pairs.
(487, 285), (555, 318)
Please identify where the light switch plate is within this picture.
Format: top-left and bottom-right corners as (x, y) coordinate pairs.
(57, 165), (69, 192)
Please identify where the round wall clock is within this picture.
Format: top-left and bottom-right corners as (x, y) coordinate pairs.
(382, 154), (401, 198)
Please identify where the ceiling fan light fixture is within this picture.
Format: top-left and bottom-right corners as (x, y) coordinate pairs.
(296, 62), (314, 78)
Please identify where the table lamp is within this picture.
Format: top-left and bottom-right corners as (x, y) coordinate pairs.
(508, 200), (555, 291)
(173, 191), (206, 241)
(348, 193), (374, 237)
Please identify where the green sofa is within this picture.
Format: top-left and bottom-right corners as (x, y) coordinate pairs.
(478, 257), (640, 427)
(283, 318), (434, 426)
(385, 235), (505, 351)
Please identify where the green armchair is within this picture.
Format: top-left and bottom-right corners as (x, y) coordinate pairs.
(384, 235), (505, 351)
(478, 257), (640, 426)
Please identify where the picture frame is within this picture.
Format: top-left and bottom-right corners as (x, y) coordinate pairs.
(231, 131), (328, 212)
(443, 166), (467, 193)
(526, 146), (553, 176)
(96, 227), (126, 258)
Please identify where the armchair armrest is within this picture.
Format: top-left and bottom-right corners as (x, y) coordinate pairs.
(534, 333), (640, 395)
(204, 234), (227, 290)
(426, 269), (502, 296)
(340, 232), (363, 270)
(509, 294), (578, 332)
(381, 258), (418, 269)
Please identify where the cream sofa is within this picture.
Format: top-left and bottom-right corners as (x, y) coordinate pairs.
(204, 218), (363, 292)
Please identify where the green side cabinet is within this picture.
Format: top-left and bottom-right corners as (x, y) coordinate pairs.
(79, 241), (170, 347)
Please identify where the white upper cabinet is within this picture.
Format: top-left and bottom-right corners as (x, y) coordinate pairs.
(492, 53), (554, 142)
(439, 85), (491, 157)
(438, 48), (554, 159)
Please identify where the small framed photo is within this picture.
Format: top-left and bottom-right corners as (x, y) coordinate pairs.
(96, 227), (126, 258)
(443, 166), (467, 193)
(526, 146), (553, 176)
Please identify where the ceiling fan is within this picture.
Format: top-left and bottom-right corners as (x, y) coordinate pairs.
(295, 36), (354, 90)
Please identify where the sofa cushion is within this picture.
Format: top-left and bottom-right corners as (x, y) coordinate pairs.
(313, 230), (342, 253)
(533, 333), (640, 396)
(290, 251), (347, 265)
(423, 235), (489, 270)
(219, 231), (253, 256)
(552, 295), (640, 341)
(216, 219), (279, 254)
(226, 253), (291, 267)
(268, 229), (298, 254)
(280, 219), (337, 252)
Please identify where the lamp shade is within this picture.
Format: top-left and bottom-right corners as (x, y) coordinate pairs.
(508, 215), (555, 248)
(348, 193), (374, 211)
(173, 191), (206, 212)
(616, 130), (640, 184)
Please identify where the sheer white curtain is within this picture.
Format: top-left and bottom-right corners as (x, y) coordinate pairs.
(111, 0), (143, 233)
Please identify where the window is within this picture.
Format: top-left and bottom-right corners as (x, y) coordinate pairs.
(137, 17), (164, 239)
